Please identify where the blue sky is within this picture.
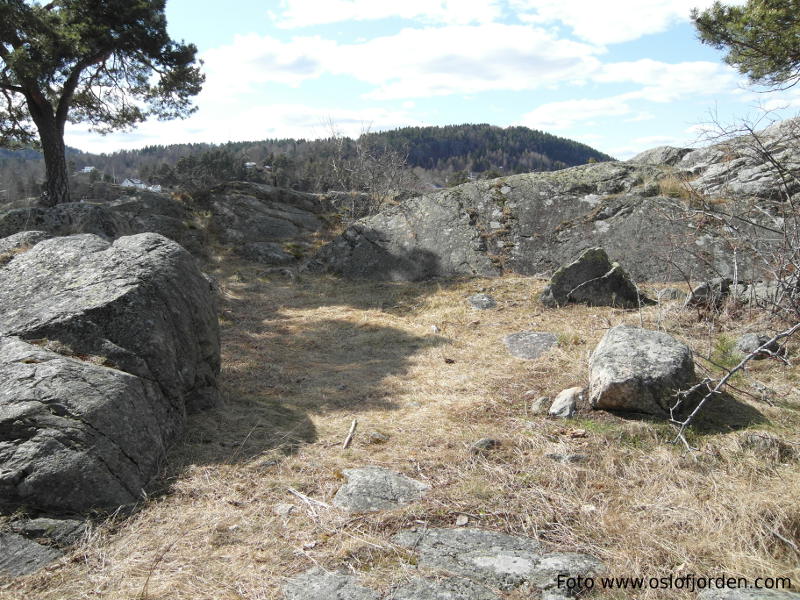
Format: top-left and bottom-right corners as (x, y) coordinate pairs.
(64, 0), (800, 159)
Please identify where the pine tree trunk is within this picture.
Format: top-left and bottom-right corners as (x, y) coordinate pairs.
(37, 119), (70, 207)
(26, 93), (70, 207)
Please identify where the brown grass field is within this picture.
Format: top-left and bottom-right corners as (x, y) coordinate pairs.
(2, 250), (799, 600)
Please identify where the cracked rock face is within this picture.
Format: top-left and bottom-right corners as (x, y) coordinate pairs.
(388, 576), (501, 600)
(589, 325), (695, 415)
(283, 567), (380, 600)
(332, 466), (430, 512)
(391, 528), (603, 593)
(0, 233), (220, 513)
(0, 532), (63, 576)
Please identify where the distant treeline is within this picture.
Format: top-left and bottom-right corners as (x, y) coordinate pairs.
(0, 124), (614, 201)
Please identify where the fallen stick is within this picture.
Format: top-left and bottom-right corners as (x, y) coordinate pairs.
(342, 418), (358, 449)
(287, 487), (332, 510)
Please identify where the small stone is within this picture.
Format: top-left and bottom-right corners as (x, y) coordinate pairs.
(530, 396), (550, 415)
(273, 503), (296, 518)
(657, 287), (686, 302)
(468, 293), (497, 310)
(735, 333), (786, 360)
(470, 438), (502, 454)
(332, 466), (430, 512)
(456, 514), (469, 526)
(504, 332), (558, 360)
(366, 431), (390, 445)
(549, 387), (582, 418)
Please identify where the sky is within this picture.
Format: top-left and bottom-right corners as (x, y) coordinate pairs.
(63, 0), (800, 159)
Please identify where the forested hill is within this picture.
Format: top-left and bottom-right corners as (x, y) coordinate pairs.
(0, 124), (614, 200)
(363, 124), (614, 173)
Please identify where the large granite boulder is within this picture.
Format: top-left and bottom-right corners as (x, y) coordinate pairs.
(0, 190), (207, 257)
(540, 247), (644, 308)
(208, 182), (331, 264)
(0, 233), (219, 513)
(589, 325), (695, 415)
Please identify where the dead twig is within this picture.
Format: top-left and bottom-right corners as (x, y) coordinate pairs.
(342, 418), (358, 449)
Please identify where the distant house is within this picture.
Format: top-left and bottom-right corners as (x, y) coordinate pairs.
(120, 178), (161, 192)
(244, 162), (257, 169)
(120, 178), (146, 189)
(79, 166), (96, 174)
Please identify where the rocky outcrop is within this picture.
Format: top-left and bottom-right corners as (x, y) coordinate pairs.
(308, 160), (734, 282)
(589, 325), (695, 415)
(0, 233), (219, 513)
(539, 247), (644, 308)
(311, 120), (800, 283)
(0, 190), (207, 257)
(208, 182), (332, 264)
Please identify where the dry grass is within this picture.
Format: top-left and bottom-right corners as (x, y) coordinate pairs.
(3, 258), (799, 600)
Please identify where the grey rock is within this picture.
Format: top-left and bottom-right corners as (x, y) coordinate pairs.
(283, 567), (379, 600)
(530, 396), (551, 415)
(735, 333), (785, 360)
(391, 528), (602, 592)
(467, 294), (496, 309)
(388, 576), (501, 600)
(739, 432), (795, 462)
(209, 182), (330, 260)
(681, 119), (800, 200)
(0, 233), (220, 513)
(310, 160), (731, 283)
(685, 277), (732, 309)
(698, 590), (800, 599)
(526, 552), (604, 593)
(366, 431), (390, 445)
(0, 231), (49, 257)
(0, 336), (172, 512)
(0, 233), (220, 413)
(504, 332), (558, 360)
(657, 287), (686, 302)
(0, 202), (131, 241)
(470, 438), (502, 454)
(392, 528), (542, 589)
(589, 325), (695, 415)
(239, 241), (297, 265)
(273, 503), (297, 518)
(0, 531), (62, 576)
(549, 388), (582, 418)
(540, 248), (644, 309)
(332, 466), (430, 512)
(10, 518), (87, 546)
(629, 146), (692, 166)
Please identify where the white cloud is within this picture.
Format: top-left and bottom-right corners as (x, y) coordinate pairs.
(198, 25), (601, 101)
(520, 96), (634, 130)
(511, 0), (745, 45)
(200, 33), (335, 98)
(595, 59), (741, 101)
(274, 0), (503, 28)
(65, 104), (424, 153)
